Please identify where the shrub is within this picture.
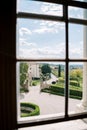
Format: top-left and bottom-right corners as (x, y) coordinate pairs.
(69, 89), (82, 98)
(41, 85), (82, 100)
(21, 102), (40, 117)
(20, 87), (29, 93)
(50, 85), (64, 94)
(69, 77), (78, 81)
(58, 77), (65, 83)
(32, 81), (37, 86)
(70, 80), (80, 87)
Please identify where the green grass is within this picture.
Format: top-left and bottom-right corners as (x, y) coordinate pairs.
(32, 79), (40, 86)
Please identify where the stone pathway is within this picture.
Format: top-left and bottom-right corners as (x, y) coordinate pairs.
(20, 85), (80, 115)
(19, 86), (87, 130)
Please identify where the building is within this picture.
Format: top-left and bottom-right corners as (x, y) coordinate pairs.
(28, 62), (40, 79)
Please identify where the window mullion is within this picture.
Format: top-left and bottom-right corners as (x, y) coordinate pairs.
(64, 5), (69, 118)
(17, 12), (64, 22)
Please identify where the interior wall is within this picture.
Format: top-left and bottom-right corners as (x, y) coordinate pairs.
(0, 1), (17, 130)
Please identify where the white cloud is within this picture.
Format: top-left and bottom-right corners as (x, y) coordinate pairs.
(69, 42), (83, 58)
(19, 38), (36, 48)
(34, 21), (64, 34)
(41, 3), (62, 16)
(18, 41), (83, 59)
(33, 26), (58, 34)
(32, 3), (64, 34)
(19, 27), (32, 36)
(69, 6), (83, 18)
(69, 7), (80, 11)
(18, 42), (65, 59)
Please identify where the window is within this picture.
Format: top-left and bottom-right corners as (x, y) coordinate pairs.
(16, 0), (87, 129)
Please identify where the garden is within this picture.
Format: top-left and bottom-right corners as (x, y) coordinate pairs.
(20, 63), (83, 117)
(41, 64), (83, 100)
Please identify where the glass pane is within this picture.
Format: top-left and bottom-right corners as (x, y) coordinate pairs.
(69, 24), (87, 59)
(69, 62), (83, 114)
(17, 0), (63, 16)
(17, 19), (65, 59)
(69, 6), (87, 20)
(17, 62), (65, 121)
(69, 24), (83, 59)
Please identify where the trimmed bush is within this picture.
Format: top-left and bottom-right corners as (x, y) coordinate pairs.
(50, 85), (64, 94)
(21, 102), (40, 117)
(70, 80), (80, 87)
(41, 85), (82, 100)
(58, 77), (65, 83)
(69, 89), (82, 98)
(69, 77), (78, 81)
(32, 81), (37, 86)
(20, 87), (29, 93)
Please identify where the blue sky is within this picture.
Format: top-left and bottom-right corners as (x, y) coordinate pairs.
(17, 0), (86, 59)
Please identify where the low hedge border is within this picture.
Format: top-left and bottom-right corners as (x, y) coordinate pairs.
(58, 77), (80, 87)
(41, 85), (82, 100)
(21, 102), (40, 117)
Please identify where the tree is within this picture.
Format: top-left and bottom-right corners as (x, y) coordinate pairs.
(70, 68), (82, 80)
(41, 64), (51, 80)
(70, 68), (82, 87)
(58, 65), (61, 77)
(20, 62), (29, 86)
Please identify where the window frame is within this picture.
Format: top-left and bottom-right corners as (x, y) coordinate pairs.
(16, 0), (87, 129)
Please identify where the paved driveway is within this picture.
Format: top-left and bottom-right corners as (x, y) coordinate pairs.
(20, 85), (80, 115)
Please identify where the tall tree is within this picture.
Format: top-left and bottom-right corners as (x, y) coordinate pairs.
(20, 62), (29, 86)
(41, 64), (51, 79)
(58, 65), (61, 77)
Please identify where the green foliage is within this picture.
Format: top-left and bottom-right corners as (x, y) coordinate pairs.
(52, 69), (58, 77)
(58, 77), (65, 83)
(41, 85), (82, 100)
(52, 66), (64, 78)
(20, 62), (29, 86)
(70, 68), (82, 80)
(20, 62), (28, 73)
(20, 73), (26, 86)
(31, 79), (40, 86)
(32, 81), (37, 86)
(41, 64), (51, 81)
(20, 87), (29, 93)
(21, 102), (40, 117)
(58, 65), (61, 77)
(69, 89), (82, 98)
(41, 66), (83, 99)
(41, 64), (51, 76)
(70, 80), (80, 87)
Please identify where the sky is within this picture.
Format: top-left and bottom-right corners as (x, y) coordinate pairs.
(16, 0), (87, 60)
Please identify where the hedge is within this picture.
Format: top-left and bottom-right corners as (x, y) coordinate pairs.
(20, 102), (40, 117)
(32, 81), (37, 86)
(58, 77), (65, 83)
(58, 77), (80, 87)
(69, 77), (78, 81)
(20, 87), (29, 93)
(70, 80), (80, 87)
(41, 85), (82, 100)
